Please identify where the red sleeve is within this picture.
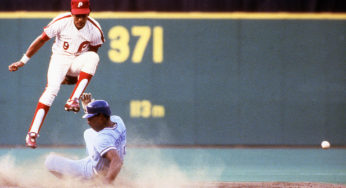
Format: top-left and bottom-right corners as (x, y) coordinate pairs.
(40, 32), (50, 41)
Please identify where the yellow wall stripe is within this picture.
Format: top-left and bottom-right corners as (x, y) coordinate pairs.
(0, 11), (345, 20)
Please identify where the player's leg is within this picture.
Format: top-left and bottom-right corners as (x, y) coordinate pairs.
(64, 51), (99, 112)
(26, 102), (50, 148)
(26, 54), (72, 148)
(45, 153), (94, 179)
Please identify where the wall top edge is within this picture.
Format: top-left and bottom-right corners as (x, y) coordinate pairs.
(0, 11), (345, 20)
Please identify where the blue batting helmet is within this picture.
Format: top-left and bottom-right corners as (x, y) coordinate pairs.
(82, 100), (111, 118)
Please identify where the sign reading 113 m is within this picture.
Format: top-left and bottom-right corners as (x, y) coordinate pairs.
(130, 100), (165, 118)
(108, 26), (163, 64)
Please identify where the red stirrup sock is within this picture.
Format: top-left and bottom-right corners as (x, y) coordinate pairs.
(28, 102), (50, 134)
(69, 71), (93, 100)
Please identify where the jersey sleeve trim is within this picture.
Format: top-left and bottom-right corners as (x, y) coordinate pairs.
(100, 146), (117, 157)
(44, 14), (72, 29)
(40, 32), (50, 41)
(87, 18), (105, 43)
(90, 44), (101, 48)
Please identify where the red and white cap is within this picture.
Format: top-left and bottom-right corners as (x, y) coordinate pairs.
(71, 0), (90, 15)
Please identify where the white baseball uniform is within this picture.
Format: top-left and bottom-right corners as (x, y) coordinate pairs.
(40, 12), (104, 106)
(28, 12), (104, 134)
(45, 115), (127, 179)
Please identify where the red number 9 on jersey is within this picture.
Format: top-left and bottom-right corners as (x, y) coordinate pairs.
(63, 41), (69, 50)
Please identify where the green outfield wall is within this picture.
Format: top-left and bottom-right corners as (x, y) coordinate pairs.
(0, 13), (345, 146)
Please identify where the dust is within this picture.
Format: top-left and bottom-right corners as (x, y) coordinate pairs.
(124, 148), (192, 188)
(2, 150), (344, 188)
(0, 154), (104, 188)
(0, 123), (220, 187)
(124, 123), (217, 187)
(0, 149), (209, 188)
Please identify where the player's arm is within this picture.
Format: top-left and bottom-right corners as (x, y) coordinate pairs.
(8, 32), (50, 72)
(103, 149), (123, 184)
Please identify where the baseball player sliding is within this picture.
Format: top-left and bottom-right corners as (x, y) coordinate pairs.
(8, 0), (104, 148)
(45, 93), (127, 184)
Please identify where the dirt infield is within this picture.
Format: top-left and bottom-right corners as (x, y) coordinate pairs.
(189, 182), (346, 188)
(121, 182), (346, 188)
(1, 149), (345, 188)
(1, 181), (346, 188)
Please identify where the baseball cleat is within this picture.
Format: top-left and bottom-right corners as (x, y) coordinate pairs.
(64, 97), (80, 112)
(26, 132), (39, 149)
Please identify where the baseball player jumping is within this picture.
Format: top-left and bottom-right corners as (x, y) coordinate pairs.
(8, 0), (104, 148)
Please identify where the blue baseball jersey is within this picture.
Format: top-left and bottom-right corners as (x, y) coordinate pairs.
(84, 115), (127, 174)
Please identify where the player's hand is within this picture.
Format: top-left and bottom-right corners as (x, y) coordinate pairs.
(81, 92), (93, 104)
(81, 93), (94, 112)
(8, 61), (24, 72)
